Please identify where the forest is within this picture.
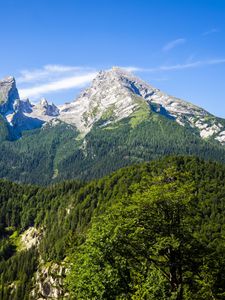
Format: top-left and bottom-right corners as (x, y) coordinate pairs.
(0, 156), (225, 299)
(0, 111), (225, 185)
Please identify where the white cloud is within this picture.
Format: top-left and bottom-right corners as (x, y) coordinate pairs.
(17, 64), (97, 99)
(203, 28), (220, 36)
(17, 64), (93, 83)
(19, 72), (97, 99)
(162, 38), (187, 52)
(125, 58), (225, 73)
(161, 58), (225, 71)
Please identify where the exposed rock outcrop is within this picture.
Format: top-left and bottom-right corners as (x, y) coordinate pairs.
(0, 76), (20, 114)
(31, 262), (69, 300)
(20, 227), (43, 250)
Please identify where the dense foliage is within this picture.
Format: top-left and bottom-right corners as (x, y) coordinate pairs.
(67, 167), (225, 299)
(0, 111), (225, 185)
(0, 115), (9, 142)
(1, 156), (225, 299)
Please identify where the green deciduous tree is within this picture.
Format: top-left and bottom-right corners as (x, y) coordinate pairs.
(67, 168), (208, 299)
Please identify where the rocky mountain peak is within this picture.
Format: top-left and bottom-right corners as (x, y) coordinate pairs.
(59, 67), (143, 132)
(12, 98), (33, 114)
(90, 66), (153, 100)
(0, 76), (20, 114)
(37, 98), (59, 117)
(0, 76), (15, 84)
(40, 97), (49, 107)
(99, 66), (134, 80)
(92, 67), (152, 91)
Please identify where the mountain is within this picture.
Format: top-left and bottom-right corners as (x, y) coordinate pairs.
(0, 68), (225, 184)
(60, 67), (225, 144)
(1, 68), (225, 144)
(1, 156), (225, 299)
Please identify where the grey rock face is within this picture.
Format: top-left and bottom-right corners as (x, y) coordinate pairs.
(13, 98), (33, 113)
(0, 76), (20, 114)
(59, 67), (142, 133)
(35, 98), (60, 117)
(31, 262), (68, 300)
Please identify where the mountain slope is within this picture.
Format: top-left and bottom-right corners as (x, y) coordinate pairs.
(59, 67), (225, 144)
(0, 68), (225, 184)
(0, 111), (225, 185)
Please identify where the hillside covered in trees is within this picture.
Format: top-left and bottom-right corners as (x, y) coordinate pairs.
(0, 156), (225, 299)
(1, 112), (225, 186)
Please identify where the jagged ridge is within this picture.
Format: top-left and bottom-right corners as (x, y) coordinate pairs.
(0, 68), (225, 144)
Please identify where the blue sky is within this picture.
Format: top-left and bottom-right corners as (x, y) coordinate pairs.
(0, 0), (225, 117)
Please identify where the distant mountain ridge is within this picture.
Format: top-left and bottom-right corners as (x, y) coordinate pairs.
(1, 67), (225, 144)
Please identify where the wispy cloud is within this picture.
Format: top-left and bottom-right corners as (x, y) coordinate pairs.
(162, 38), (186, 52)
(18, 64), (97, 99)
(19, 72), (97, 99)
(202, 28), (220, 36)
(17, 64), (93, 83)
(122, 58), (225, 73)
